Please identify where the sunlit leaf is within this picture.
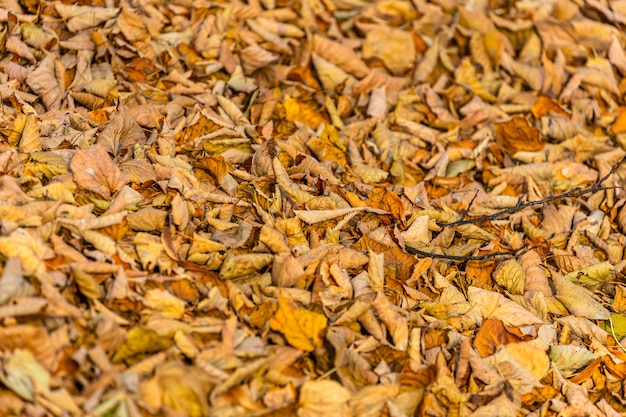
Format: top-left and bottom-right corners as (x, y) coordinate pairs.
(269, 296), (327, 352)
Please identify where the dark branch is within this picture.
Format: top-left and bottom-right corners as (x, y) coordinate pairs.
(442, 155), (626, 228)
(405, 241), (545, 262)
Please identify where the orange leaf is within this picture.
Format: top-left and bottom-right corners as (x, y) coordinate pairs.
(493, 116), (544, 155)
(473, 319), (523, 357)
(284, 97), (328, 130)
(367, 187), (405, 222)
(612, 107), (626, 133)
(196, 155), (232, 184)
(531, 96), (571, 119)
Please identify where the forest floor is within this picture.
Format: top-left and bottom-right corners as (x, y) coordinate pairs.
(1, 0), (626, 416)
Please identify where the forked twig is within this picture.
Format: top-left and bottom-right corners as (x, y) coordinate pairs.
(443, 155), (626, 228)
(406, 156), (625, 262)
(405, 241), (545, 262)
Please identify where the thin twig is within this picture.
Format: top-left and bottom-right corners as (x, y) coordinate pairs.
(442, 155), (626, 228)
(405, 241), (545, 262)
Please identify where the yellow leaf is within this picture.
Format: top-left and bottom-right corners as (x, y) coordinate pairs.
(299, 380), (351, 416)
(156, 362), (210, 417)
(0, 229), (53, 276)
(269, 296), (327, 352)
(3, 349), (50, 401)
(219, 253), (274, 280)
(493, 259), (525, 295)
(284, 97), (328, 129)
(126, 207), (168, 232)
(362, 26), (415, 75)
(550, 345), (598, 372)
(18, 114), (41, 152)
(144, 289), (186, 319)
(26, 151), (70, 178)
(306, 124), (347, 165)
(112, 327), (173, 364)
(71, 267), (103, 299)
(553, 272), (610, 320)
(467, 287), (543, 327)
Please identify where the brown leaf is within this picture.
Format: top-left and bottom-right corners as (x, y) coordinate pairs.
(26, 54), (62, 110)
(70, 143), (128, 199)
(493, 117), (544, 155)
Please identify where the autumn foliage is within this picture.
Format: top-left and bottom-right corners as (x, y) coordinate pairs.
(1, 0), (626, 416)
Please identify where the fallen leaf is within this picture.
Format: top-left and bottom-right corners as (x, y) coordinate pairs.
(493, 117), (544, 155)
(70, 143), (128, 199)
(270, 296), (327, 352)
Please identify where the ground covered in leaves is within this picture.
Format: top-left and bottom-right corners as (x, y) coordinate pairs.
(2, 0), (626, 416)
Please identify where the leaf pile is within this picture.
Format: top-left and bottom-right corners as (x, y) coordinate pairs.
(1, 0), (626, 416)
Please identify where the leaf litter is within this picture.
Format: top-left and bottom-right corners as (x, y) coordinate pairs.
(1, 0), (626, 416)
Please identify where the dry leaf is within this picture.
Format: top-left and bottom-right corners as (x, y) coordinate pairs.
(269, 296), (327, 352)
(493, 117), (544, 155)
(70, 143), (128, 199)
(362, 26), (415, 75)
(1, 0), (626, 414)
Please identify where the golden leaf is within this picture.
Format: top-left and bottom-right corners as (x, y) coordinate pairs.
(3, 349), (50, 401)
(531, 96), (570, 120)
(467, 287), (543, 327)
(269, 296), (327, 352)
(55, 4), (120, 32)
(493, 259), (525, 295)
(362, 26), (415, 75)
(17, 115), (41, 152)
(312, 35), (370, 78)
(126, 207), (167, 232)
(144, 289), (186, 319)
(71, 267), (103, 299)
(117, 7), (147, 42)
(552, 272), (610, 320)
(354, 163), (389, 184)
(311, 53), (354, 92)
(196, 155), (232, 184)
(155, 362), (210, 417)
(112, 327), (173, 364)
(299, 380), (351, 416)
(0, 229), (52, 276)
(284, 97), (328, 130)
(219, 253), (274, 280)
(306, 124), (347, 165)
